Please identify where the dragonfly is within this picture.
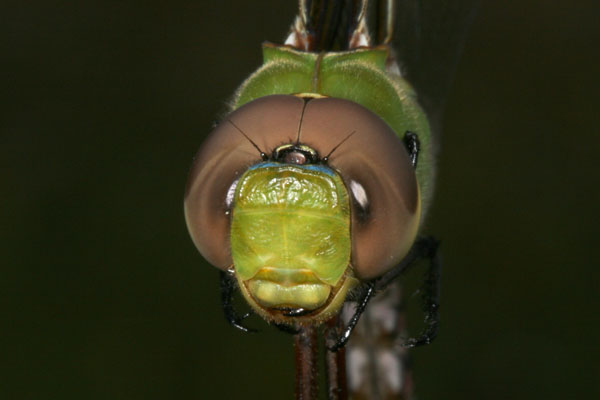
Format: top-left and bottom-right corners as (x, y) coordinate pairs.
(184, 0), (475, 398)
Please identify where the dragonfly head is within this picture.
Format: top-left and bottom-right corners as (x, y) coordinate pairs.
(184, 94), (421, 326)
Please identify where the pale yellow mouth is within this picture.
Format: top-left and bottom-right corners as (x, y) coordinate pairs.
(247, 280), (331, 309)
(245, 267), (332, 310)
(235, 266), (359, 325)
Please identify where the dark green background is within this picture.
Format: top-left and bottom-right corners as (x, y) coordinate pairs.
(2, 1), (598, 399)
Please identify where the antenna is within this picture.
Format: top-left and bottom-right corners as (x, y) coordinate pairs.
(323, 130), (357, 162)
(227, 119), (268, 160)
(295, 99), (309, 145)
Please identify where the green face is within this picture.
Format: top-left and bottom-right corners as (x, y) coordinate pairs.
(231, 162), (353, 322)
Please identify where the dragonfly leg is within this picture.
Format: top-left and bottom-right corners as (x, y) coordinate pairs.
(403, 131), (421, 168)
(327, 238), (440, 351)
(403, 237), (442, 347)
(376, 236), (441, 347)
(326, 281), (376, 352)
(219, 270), (257, 333)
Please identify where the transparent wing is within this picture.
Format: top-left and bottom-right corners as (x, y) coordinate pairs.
(390, 0), (478, 131)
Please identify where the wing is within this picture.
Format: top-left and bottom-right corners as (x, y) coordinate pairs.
(389, 0), (478, 133)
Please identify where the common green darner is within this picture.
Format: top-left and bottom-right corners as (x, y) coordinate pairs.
(184, 0), (474, 398)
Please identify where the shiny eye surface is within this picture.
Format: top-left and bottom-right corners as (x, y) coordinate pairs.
(184, 94), (420, 280)
(349, 180), (369, 217)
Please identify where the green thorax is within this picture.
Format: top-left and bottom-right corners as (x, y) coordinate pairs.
(232, 44), (434, 210)
(231, 163), (351, 287)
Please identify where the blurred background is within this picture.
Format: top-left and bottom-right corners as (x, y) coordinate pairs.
(2, 1), (599, 399)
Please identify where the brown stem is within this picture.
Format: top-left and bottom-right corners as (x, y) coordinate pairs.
(325, 317), (348, 400)
(295, 325), (319, 400)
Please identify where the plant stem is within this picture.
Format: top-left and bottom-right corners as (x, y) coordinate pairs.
(325, 317), (348, 400)
(294, 326), (319, 399)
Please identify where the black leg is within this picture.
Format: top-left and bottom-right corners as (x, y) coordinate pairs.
(220, 270), (257, 333)
(327, 236), (441, 352)
(402, 250), (441, 347)
(377, 236), (441, 348)
(327, 281), (376, 352)
(403, 131), (420, 169)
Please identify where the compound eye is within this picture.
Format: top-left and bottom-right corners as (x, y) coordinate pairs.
(184, 95), (306, 270)
(299, 98), (421, 279)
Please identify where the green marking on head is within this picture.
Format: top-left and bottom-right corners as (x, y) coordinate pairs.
(231, 163), (351, 312)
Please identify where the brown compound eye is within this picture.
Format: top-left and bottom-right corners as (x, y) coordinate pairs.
(298, 98), (421, 280)
(184, 95), (307, 270)
(184, 94), (420, 281)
